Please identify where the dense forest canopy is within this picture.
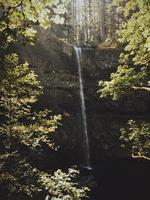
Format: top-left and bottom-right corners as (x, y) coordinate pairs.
(65, 0), (120, 45)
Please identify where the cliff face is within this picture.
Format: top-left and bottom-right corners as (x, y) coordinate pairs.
(18, 29), (150, 165)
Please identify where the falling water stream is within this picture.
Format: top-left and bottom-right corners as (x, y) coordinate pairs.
(74, 46), (91, 169)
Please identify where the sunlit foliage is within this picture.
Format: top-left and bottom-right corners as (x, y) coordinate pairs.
(98, 0), (150, 160)
(39, 169), (89, 200)
(99, 0), (150, 100)
(0, 0), (67, 46)
(0, 0), (89, 199)
(0, 53), (61, 149)
(120, 120), (150, 160)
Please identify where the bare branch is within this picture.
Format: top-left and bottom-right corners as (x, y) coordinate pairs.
(132, 86), (150, 92)
(132, 152), (150, 161)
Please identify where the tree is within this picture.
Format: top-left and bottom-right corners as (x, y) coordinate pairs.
(120, 120), (150, 161)
(0, 0), (89, 199)
(0, 53), (61, 200)
(66, 0), (113, 45)
(0, 53), (61, 148)
(0, 53), (88, 200)
(99, 0), (150, 99)
(39, 169), (89, 200)
(98, 0), (150, 160)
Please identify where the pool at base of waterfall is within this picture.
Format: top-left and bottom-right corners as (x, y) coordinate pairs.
(88, 158), (150, 200)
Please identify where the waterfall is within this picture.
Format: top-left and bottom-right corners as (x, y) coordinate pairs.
(74, 46), (91, 169)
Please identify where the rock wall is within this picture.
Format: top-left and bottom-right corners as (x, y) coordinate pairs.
(18, 30), (150, 166)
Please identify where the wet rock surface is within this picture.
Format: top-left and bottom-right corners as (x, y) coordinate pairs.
(18, 30), (150, 164)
